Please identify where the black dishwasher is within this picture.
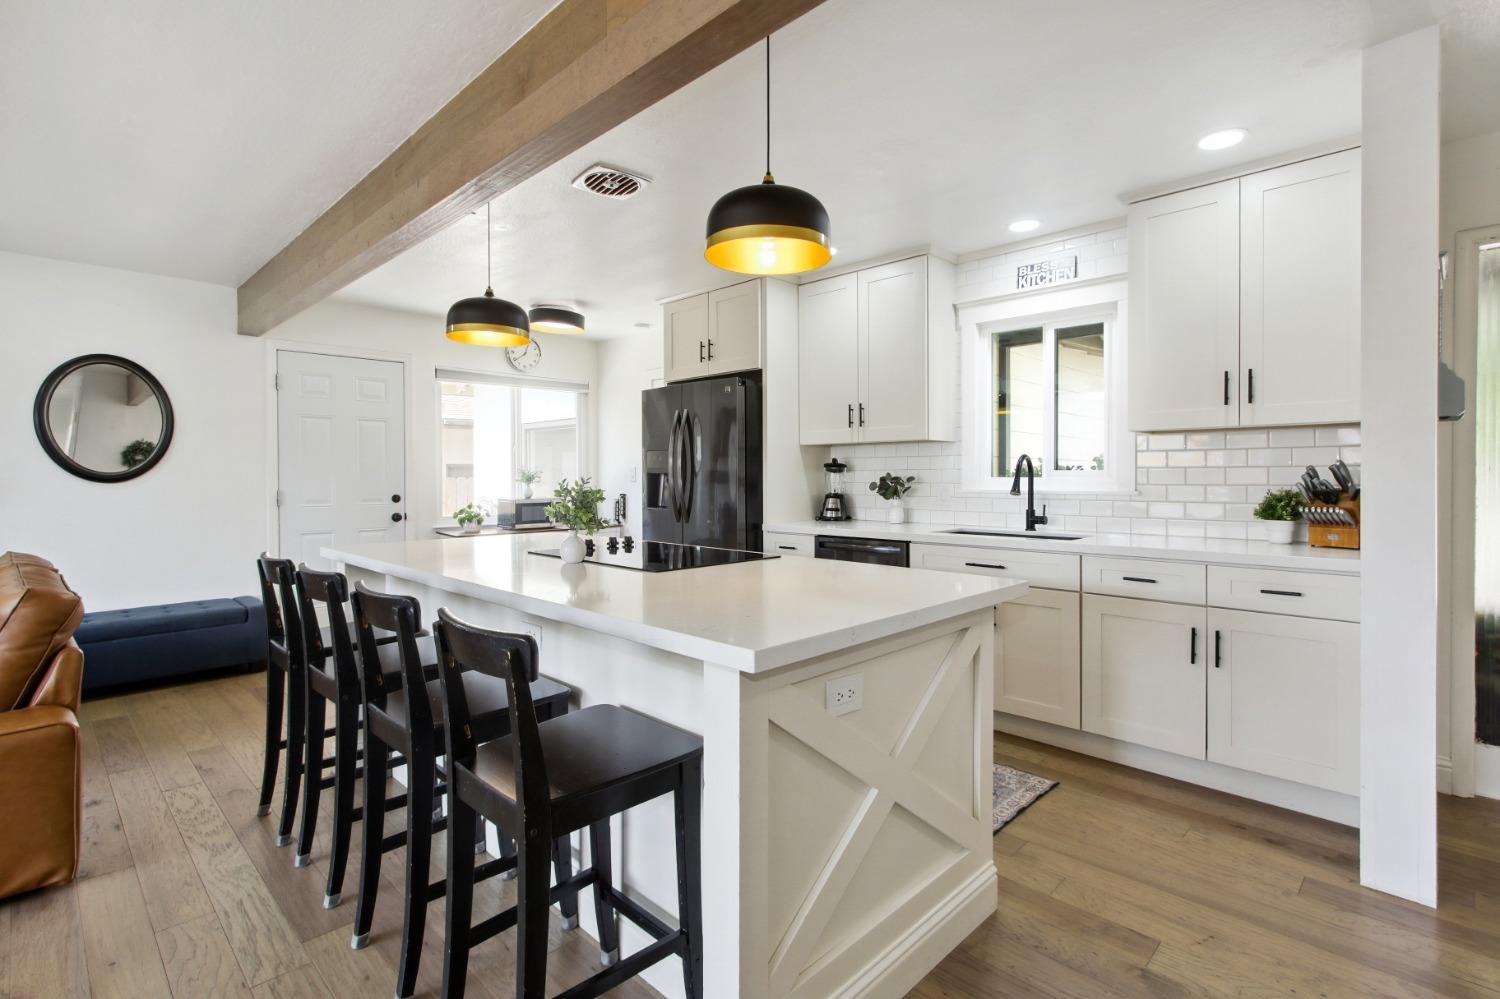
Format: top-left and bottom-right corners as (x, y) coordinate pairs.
(814, 536), (910, 567)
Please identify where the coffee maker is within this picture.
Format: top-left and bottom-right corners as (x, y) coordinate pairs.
(817, 458), (851, 521)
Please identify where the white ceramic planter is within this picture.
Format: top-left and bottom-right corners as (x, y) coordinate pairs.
(887, 500), (905, 524)
(522, 483), (535, 499)
(462, 522), (481, 535)
(1263, 520), (1296, 544)
(560, 530), (586, 563)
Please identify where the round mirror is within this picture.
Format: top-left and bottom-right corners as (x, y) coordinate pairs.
(33, 354), (174, 482)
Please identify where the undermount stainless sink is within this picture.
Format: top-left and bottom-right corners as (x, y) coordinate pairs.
(941, 529), (1087, 541)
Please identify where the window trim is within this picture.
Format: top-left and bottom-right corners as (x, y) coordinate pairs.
(959, 277), (1132, 495)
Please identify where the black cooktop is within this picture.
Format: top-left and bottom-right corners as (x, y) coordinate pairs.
(530, 537), (775, 572)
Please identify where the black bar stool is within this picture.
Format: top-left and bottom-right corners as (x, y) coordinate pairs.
(292, 565), (423, 906)
(348, 583), (572, 999)
(434, 608), (705, 999)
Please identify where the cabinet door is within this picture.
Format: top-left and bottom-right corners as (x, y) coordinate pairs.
(797, 273), (859, 445)
(707, 280), (763, 375)
(1207, 608), (1359, 793)
(1127, 179), (1241, 431)
(858, 256), (929, 442)
(1082, 595), (1206, 758)
(663, 294), (709, 383)
(1239, 150), (1361, 426)
(996, 589), (1082, 729)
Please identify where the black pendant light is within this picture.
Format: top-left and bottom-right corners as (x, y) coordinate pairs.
(446, 204), (531, 347)
(704, 36), (831, 275)
(527, 306), (585, 334)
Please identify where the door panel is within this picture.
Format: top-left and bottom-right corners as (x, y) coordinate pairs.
(1207, 608), (1359, 793)
(277, 351), (405, 570)
(1240, 149), (1361, 426)
(859, 257), (929, 442)
(664, 294), (709, 383)
(1082, 594), (1206, 758)
(996, 589), (1082, 728)
(1127, 179), (1241, 431)
(706, 281), (762, 375)
(798, 274), (859, 444)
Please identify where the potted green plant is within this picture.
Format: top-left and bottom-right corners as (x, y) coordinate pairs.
(869, 473), (918, 524)
(1254, 488), (1302, 544)
(453, 503), (487, 535)
(120, 438), (156, 469)
(545, 477), (606, 563)
(516, 468), (543, 499)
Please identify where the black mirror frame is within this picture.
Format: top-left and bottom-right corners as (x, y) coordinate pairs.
(32, 353), (175, 483)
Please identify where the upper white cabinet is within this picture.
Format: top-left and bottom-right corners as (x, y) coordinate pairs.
(798, 254), (957, 445)
(1239, 149), (1362, 426)
(1128, 149), (1361, 431)
(664, 279), (764, 382)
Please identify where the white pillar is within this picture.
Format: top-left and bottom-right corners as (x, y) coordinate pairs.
(1359, 25), (1441, 906)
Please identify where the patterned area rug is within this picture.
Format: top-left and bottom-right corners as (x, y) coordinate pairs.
(992, 764), (1057, 832)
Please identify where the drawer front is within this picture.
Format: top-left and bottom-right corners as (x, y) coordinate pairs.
(1082, 556), (1206, 604)
(911, 543), (1079, 590)
(1207, 565), (1359, 622)
(763, 531), (814, 557)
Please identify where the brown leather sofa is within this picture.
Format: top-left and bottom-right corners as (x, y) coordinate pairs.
(0, 552), (85, 899)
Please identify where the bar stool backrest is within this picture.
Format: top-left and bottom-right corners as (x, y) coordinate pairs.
(433, 608), (549, 833)
(258, 555), (303, 667)
(349, 582), (426, 725)
(255, 553), (287, 649)
(294, 565), (355, 685)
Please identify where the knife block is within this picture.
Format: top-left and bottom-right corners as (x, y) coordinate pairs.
(1306, 497), (1360, 550)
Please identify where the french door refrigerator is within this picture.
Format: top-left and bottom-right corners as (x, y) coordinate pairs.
(642, 373), (762, 550)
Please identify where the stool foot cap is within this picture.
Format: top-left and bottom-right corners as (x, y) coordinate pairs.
(323, 892), (341, 909)
(561, 915), (579, 931)
(275, 834), (293, 847)
(293, 853), (311, 869)
(350, 932), (370, 950)
(601, 949), (619, 968)
(256, 804), (271, 817)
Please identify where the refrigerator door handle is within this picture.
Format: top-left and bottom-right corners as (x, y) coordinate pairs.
(666, 410), (683, 522)
(679, 411), (697, 520)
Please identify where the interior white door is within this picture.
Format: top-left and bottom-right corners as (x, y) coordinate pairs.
(664, 294), (709, 383)
(1207, 608), (1360, 793)
(1081, 594), (1206, 758)
(996, 588), (1082, 728)
(1127, 179), (1241, 431)
(858, 256), (929, 442)
(706, 280), (762, 375)
(277, 351), (406, 570)
(797, 273), (859, 445)
(1239, 149), (1361, 426)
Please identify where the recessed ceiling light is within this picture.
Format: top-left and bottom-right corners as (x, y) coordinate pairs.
(1008, 219), (1041, 234)
(1197, 128), (1247, 151)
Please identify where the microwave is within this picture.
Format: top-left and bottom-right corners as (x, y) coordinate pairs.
(496, 498), (552, 529)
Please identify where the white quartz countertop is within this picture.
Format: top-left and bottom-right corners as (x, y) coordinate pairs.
(323, 535), (1027, 673)
(766, 520), (1361, 574)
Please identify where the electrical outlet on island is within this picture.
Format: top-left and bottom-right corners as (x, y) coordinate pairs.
(825, 673), (864, 716)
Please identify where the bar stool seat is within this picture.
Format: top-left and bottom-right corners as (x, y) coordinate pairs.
(379, 672), (570, 741)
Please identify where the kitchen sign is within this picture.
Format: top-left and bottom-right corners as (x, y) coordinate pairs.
(1016, 255), (1077, 290)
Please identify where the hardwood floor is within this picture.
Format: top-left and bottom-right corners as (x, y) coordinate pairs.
(4, 672), (1498, 998)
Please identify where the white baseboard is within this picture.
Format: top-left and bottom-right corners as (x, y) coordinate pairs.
(1438, 756), (1453, 795)
(996, 713), (1360, 826)
(1478, 743), (1500, 800)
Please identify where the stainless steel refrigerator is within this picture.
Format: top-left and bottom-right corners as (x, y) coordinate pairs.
(642, 373), (762, 550)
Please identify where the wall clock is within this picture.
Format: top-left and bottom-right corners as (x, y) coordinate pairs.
(506, 339), (542, 372)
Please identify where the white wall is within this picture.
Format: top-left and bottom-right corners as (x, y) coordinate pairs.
(1359, 26), (1440, 906)
(0, 251), (264, 611)
(593, 331), (662, 537)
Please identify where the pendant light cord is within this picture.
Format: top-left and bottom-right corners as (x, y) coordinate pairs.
(485, 203), (493, 292)
(765, 36), (772, 180)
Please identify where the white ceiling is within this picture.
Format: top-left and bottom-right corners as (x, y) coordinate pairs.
(338, 0), (1490, 340)
(0, 0), (559, 284)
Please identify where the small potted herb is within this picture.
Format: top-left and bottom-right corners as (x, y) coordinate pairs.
(545, 477), (606, 563)
(869, 473), (918, 524)
(516, 468), (543, 499)
(121, 438), (156, 469)
(1253, 488), (1302, 544)
(453, 504), (487, 535)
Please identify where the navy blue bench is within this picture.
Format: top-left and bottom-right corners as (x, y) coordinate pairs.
(77, 597), (266, 694)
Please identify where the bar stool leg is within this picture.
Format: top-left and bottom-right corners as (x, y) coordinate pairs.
(296, 692), (326, 867)
(553, 835), (578, 931)
(442, 794), (479, 999)
(322, 693), (361, 907)
(675, 757), (705, 999)
(515, 834), (552, 998)
(258, 665), (284, 817)
(276, 675), (305, 847)
(351, 736), (389, 950)
(396, 745), (435, 999)
(589, 820), (619, 966)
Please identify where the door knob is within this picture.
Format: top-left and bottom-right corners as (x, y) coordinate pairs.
(390, 513), (404, 523)
(391, 493), (401, 503)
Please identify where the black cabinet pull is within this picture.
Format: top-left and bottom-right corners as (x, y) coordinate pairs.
(1214, 630), (1222, 668)
(1223, 370), (1230, 405)
(391, 493), (402, 503)
(847, 404), (854, 428)
(1122, 576), (1157, 584)
(1247, 367), (1255, 404)
(777, 545), (797, 551)
(1190, 626), (1198, 665)
(965, 561), (1007, 570)
(1259, 588), (1302, 597)
(858, 402), (866, 427)
(699, 340), (706, 362)
(391, 513), (404, 523)
(707, 339), (714, 361)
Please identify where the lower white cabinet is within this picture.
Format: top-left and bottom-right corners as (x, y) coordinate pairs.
(995, 589), (1081, 728)
(1081, 594), (1206, 759)
(1206, 608), (1359, 793)
(763, 531), (813, 557)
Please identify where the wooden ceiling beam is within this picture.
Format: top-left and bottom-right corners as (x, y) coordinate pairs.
(236, 0), (828, 336)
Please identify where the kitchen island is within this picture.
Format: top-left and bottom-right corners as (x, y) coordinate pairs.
(324, 534), (1026, 999)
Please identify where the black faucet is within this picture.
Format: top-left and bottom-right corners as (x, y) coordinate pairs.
(1011, 455), (1048, 532)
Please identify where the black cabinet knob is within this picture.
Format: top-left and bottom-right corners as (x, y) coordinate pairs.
(390, 513), (404, 523)
(391, 493), (402, 503)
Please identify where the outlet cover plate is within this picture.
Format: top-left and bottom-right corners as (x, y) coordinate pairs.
(825, 673), (863, 717)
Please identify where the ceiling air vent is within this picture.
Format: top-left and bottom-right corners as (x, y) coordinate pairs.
(571, 164), (650, 201)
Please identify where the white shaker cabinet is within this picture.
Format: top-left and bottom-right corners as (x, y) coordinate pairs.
(1239, 149), (1361, 426)
(1081, 594), (1207, 759)
(663, 279), (763, 382)
(1127, 179), (1241, 432)
(796, 273), (859, 444)
(995, 589), (1082, 728)
(858, 257), (931, 442)
(1206, 608), (1359, 793)
(664, 293), (710, 384)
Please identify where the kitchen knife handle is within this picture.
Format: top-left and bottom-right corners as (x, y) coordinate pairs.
(1190, 627), (1198, 665)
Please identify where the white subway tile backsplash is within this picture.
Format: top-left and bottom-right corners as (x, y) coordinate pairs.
(1186, 503), (1226, 519)
(1186, 432), (1225, 449)
(1137, 451), (1167, 467)
(1185, 467), (1225, 485)
(1167, 484), (1206, 502)
(1149, 434), (1186, 450)
(1292, 446), (1341, 465)
(1248, 448), (1292, 466)
(1316, 425), (1361, 446)
(1226, 431), (1269, 449)
(1148, 468), (1186, 485)
(1226, 466), (1269, 485)
(1149, 502), (1186, 519)
(1167, 450), (1206, 467)
(1269, 428), (1317, 448)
